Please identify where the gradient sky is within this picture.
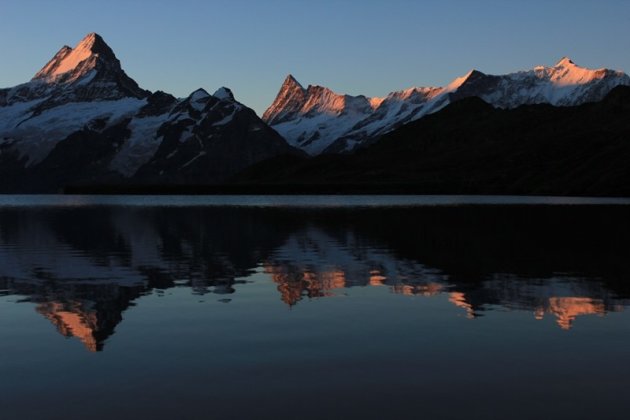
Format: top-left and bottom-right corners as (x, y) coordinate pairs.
(1, 0), (629, 115)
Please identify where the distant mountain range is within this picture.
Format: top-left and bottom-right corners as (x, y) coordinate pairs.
(1, 33), (629, 193)
(263, 58), (630, 154)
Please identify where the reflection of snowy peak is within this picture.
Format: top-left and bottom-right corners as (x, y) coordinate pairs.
(2, 207), (628, 342)
(264, 58), (630, 154)
(0, 33), (297, 192)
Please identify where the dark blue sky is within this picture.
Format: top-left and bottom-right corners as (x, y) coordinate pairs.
(2, 0), (629, 114)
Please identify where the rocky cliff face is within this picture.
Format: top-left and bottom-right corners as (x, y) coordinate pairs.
(262, 75), (378, 155)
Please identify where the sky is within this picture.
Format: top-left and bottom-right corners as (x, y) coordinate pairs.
(1, 0), (629, 115)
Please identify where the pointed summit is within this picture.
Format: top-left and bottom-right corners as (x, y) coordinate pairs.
(555, 56), (576, 67)
(282, 74), (305, 91)
(445, 69), (486, 92)
(33, 32), (118, 83)
(189, 88), (210, 101)
(26, 33), (149, 101)
(545, 56), (622, 88)
(75, 32), (117, 60)
(213, 87), (235, 101)
(262, 74), (308, 123)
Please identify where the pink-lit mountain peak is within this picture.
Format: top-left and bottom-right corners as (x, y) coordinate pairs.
(533, 56), (617, 87)
(555, 56), (576, 67)
(445, 69), (485, 91)
(263, 73), (382, 127)
(261, 74), (307, 122)
(19, 32), (149, 101)
(32, 32), (118, 84)
(281, 74), (305, 91)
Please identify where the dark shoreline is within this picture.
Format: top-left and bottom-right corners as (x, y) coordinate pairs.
(59, 184), (630, 197)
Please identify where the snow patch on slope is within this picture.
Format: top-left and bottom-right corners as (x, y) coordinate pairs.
(5, 98), (145, 166)
(109, 115), (166, 177)
(213, 87), (234, 101)
(0, 99), (48, 133)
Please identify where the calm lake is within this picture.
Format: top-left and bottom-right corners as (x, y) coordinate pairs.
(1, 196), (629, 419)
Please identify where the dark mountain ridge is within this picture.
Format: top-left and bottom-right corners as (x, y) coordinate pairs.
(232, 85), (630, 196)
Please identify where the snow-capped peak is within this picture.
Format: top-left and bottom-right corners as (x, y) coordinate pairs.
(189, 88), (210, 101)
(445, 69), (483, 92)
(543, 57), (611, 87)
(555, 56), (576, 67)
(32, 32), (117, 84)
(213, 87), (235, 101)
(2, 33), (148, 106)
(369, 97), (385, 109)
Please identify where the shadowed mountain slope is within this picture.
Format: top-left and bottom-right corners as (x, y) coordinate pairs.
(236, 86), (630, 196)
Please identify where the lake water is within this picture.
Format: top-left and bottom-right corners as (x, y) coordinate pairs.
(1, 196), (629, 419)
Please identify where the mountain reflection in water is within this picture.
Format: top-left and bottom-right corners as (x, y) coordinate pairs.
(1, 204), (629, 352)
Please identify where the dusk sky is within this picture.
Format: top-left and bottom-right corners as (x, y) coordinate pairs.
(1, 0), (629, 114)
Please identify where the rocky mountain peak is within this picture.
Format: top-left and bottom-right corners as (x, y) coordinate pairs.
(262, 74), (308, 124)
(32, 32), (119, 84)
(282, 74), (305, 92)
(189, 88), (210, 100)
(213, 87), (235, 101)
(8, 33), (151, 104)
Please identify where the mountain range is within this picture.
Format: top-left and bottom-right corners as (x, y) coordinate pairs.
(238, 85), (630, 196)
(263, 58), (630, 154)
(1, 33), (629, 193)
(0, 33), (298, 192)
